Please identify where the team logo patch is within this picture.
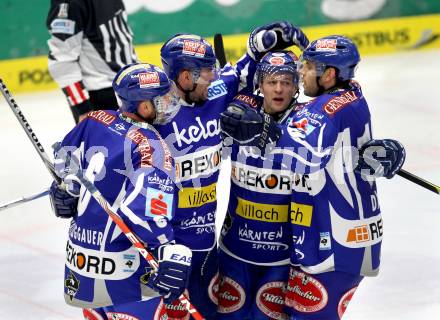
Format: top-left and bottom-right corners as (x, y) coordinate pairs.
(145, 188), (173, 219)
(319, 232), (331, 250)
(269, 56), (286, 65)
(208, 272), (220, 305)
(65, 271), (80, 301)
(286, 269), (328, 313)
(50, 18), (75, 35)
(139, 72), (160, 88)
(182, 40), (206, 57)
(105, 312), (139, 320)
(217, 276), (245, 313)
(338, 286), (358, 318)
(316, 39), (337, 52)
(256, 281), (288, 320)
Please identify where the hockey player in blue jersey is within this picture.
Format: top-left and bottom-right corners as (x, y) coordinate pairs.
(49, 62), (194, 319)
(217, 50), (301, 320)
(220, 36), (406, 319)
(80, 22), (309, 320)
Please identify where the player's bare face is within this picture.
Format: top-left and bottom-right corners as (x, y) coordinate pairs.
(260, 74), (296, 115)
(300, 60), (320, 97)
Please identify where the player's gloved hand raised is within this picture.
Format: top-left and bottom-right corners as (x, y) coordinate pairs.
(49, 175), (81, 218)
(247, 21), (309, 61)
(356, 139), (406, 179)
(220, 101), (281, 149)
(146, 244), (192, 304)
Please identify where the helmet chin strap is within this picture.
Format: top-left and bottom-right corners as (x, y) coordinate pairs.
(176, 81), (198, 104)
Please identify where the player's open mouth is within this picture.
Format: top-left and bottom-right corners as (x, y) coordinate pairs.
(273, 97), (284, 103)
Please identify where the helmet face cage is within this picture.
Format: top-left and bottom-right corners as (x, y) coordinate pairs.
(112, 63), (172, 114)
(301, 35), (360, 81)
(160, 34), (217, 81)
(152, 82), (181, 124)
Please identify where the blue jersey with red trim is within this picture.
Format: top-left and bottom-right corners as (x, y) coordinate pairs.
(276, 81), (382, 276)
(154, 54), (256, 252)
(54, 110), (176, 308)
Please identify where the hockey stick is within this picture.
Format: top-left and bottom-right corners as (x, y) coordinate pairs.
(0, 78), (61, 184)
(0, 189), (50, 212)
(70, 166), (205, 320)
(397, 169), (440, 195)
(214, 33), (227, 68)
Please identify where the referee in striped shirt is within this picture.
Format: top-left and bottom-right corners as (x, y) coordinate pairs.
(47, 0), (138, 123)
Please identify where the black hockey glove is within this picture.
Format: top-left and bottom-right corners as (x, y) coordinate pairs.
(49, 177), (80, 218)
(247, 21), (309, 61)
(220, 102), (281, 149)
(356, 139), (406, 179)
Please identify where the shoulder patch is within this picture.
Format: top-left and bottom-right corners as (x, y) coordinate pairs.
(322, 91), (358, 116)
(207, 80), (228, 100)
(50, 18), (75, 35)
(87, 110), (116, 125)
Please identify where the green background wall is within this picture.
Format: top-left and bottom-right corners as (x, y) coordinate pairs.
(1, 0), (440, 61)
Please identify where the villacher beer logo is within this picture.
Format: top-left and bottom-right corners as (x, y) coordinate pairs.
(256, 282), (288, 320)
(208, 272), (220, 305)
(285, 269), (328, 313)
(164, 298), (190, 320)
(338, 286), (358, 318)
(217, 276), (245, 313)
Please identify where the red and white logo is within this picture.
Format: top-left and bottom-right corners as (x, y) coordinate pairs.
(164, 298), (190, 320)
(338, 286), (358, 318)
(316, 39), (337, 52)
(139, 72), (160, 88)
(105, 312), (139, 320)
(217, 276), (245, 313)
(256, 281), (288, 320)
(182, 40), (206, 57)
(269, 56), (286, 65)
(153, 299), (171, 320)
(150, 194), (168, 216)
(208, 272), (220, 305)
(285, 269), (328, 313)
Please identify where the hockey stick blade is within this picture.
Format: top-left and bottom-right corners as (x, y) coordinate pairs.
(0, 78), (60, 184)
(397, 169), (440, 195)
(214, 33), (227, 68)
(68, 157), (205, 320)
(0, 189), (50, 212)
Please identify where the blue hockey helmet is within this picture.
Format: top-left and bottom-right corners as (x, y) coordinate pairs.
(301, 35), (360, 81)
(256, 50), (299, 86)
(112, 63), (180, 123)
(160, 34), (217, 81)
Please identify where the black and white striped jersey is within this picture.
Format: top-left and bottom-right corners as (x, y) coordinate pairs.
(47, 0), (138, 112)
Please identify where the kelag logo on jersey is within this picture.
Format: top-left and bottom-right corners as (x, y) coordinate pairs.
(172, 117), (221, 147)
(207, 80), (228, 100)
(145, 188), (173, 219)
